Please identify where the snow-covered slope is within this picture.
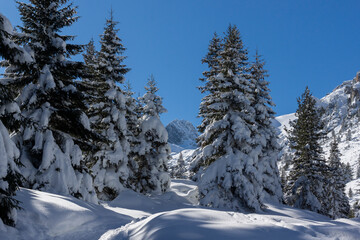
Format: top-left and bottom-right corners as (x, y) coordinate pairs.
(276, 72), (360, 172)
(166, 119), (198, 150)
(1, 181), (360, 240)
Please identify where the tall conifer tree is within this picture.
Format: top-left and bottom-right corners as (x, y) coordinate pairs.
(285, 87), (328, 215)
(123, 81), (141, 189)
(249, 51), (282, 202)
(0, 13), (35, 226)
(194, 25), (263, 211)
(5, 0), (97, 203)
(356, 155), (360, 179)
(86, 11), (132, 200)
(327, 137), (350, 218)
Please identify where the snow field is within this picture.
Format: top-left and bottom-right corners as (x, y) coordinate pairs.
(1, 179), (360, 240)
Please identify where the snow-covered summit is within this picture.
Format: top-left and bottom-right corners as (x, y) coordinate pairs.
(166, 119), (198, 150)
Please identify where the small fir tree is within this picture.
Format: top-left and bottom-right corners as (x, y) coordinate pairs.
(348, 188), (353, 198)
(343, 163), (353, 183)
(285, 87), (328, 215)
(346, 129), (352, 141)
(356, 155), (360, 179)
(172, 152), (187, 179)
(326, 137), (350, 218)
(133, 75), (171, 194)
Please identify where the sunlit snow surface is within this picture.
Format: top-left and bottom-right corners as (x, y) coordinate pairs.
(1, 179), (359, 240)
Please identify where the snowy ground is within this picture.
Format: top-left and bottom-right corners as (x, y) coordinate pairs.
(1, 179), (360, 240)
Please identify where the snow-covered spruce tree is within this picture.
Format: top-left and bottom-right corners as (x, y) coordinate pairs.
(285, 87), (328, 215)
(249, 50), (282, 203)
(194, 25), (264, 211)
(357, 155), (360, 179)
(348, 188), (353, 198)
(133, 75), (170, 194)
(327, 137), (350, 219)
(343, 163), (353, 183)
(0, 14), (29, 226)
(173, 152), (187, 179)
(123, 81), (141, 189)
(85, 11), (132, 201)
(7, 0), (98, 203)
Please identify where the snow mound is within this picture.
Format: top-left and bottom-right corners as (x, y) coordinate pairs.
(108, 179), (198, 215)
(101, 204), (360, 240)
(0, 188), (132, 240)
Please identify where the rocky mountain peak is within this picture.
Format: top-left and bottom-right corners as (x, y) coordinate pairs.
(165, 119), (198, 149)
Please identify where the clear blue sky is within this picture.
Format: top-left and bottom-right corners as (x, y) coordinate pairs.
(2, 0), (360, 127)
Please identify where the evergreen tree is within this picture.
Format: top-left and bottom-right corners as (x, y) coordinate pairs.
(343, 162), (353, 183)
(5, 0), (97, 203)
(193, 25), (264, 211)
(133, 75), (171, 194)
(0, 13), (32, 227)
(85, 12), (131, 200)
(327, 137), (350, 218)
(356, 155), (360, 179)
(249, 50), (282, 202)
(346, 129), (352, 141)
(280, 167), (287, 190)
(124, 81), (140, 143)
(348, 188), (353, 198)
(172, 152), (186, 179)
(285, 87), (328, 215)
(123, 81), (141, 189)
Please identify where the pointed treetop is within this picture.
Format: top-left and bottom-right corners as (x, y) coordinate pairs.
(141, 74), (166, 117)
(145, 74), (158, 94)
(98, 8), (129, 83)
(220, 24), (248, 76)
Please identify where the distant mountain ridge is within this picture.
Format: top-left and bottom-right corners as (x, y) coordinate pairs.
(166, 119), (198, 150)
